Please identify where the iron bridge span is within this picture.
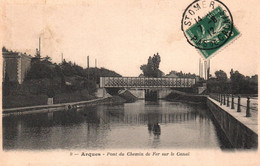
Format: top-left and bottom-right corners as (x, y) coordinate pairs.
(100, 77), (196, 88)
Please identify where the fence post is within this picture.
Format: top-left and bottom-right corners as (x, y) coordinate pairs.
(223, 94), (226, 105)
(227, 94), (230, 107)
(237, 96), (241, 112)
(246, 97), (251, 117)
(220, 94), (222, 105)
(231, 94), (234, 109)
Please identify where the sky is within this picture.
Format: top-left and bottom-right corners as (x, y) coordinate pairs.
(1, 0), (259, 77)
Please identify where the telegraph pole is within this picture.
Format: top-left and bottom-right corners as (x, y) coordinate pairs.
(87, 56), (90, 80)
(207, 59), (210, 80)
(61, 53), (63, 63)
(204, 60), (207, 80)
(39, 37), (41, 56)
(95, 58), (97, 86)
(199, 58), (201, 78)
(87, 56), (90, 93)
(199, 58), (203, 78)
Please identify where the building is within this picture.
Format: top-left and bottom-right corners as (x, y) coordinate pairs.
(2, 51), (32, 84)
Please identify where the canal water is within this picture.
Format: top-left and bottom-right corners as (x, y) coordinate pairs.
(3, 100), (231, 150)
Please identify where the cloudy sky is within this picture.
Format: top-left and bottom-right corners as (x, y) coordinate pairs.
(2, 0), (259, 77)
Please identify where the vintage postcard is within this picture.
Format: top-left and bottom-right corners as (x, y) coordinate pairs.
(0, 0), (259, 165)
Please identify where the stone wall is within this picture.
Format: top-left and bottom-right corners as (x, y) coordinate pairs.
(128, 89), (145, 99)
(207, 99), (258, 149)
(158, 89), (172, 99)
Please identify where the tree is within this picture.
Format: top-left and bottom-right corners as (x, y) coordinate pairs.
(2, 46), (8, 52)
(60, 60), (77, 77)
(42, 56), (52, 63)
(230, 68), (234, 77)
(26, 55), (57, 80)
(215, 70), (227, 81)
(3, 72), (10, 96)
(230, 70), (245, 94)
(207, 70), (229, 93)
(140, 53), (163, 77)
(26, 61), (54, 79)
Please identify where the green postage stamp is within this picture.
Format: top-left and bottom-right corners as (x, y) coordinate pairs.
(181, 0), (240, 59)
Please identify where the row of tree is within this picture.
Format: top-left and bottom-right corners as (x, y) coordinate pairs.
(207, 69), (258, 94)
(3, 47), (121, 96)
(139, 52), (257, 94)
(26, 56), (121, 82)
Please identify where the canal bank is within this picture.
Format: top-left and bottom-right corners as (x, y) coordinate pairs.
(206, 97), (258, 149)
(2, 96), (126, 115)
(166, 91), (258, 149)
(165, 90), (207, 103)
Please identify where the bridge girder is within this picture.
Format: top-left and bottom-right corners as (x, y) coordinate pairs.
(100, 77), (196, 88)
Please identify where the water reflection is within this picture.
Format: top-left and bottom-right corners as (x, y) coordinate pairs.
(148, 113), (161, 137)
(3, 100), (229, 150)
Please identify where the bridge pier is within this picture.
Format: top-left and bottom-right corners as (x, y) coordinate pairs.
(128, 89), (145, 99)
(95, 88), (111, 98)
(145, 89), (158, 101)
(158, 89), (173, 99)
(128, 88), (173, 100)
(96, 87), (178, 101)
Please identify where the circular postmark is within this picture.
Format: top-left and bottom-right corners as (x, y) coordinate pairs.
(181, 0), (233, 50)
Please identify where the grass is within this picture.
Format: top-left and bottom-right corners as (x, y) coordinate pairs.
(2, 91), (96, 109)
(3, 94), (49, 108)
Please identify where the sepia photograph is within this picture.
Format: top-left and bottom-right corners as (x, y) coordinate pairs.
(1, 0), (259, 165)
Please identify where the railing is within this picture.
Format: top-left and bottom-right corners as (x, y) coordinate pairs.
(209, 93), (258, 117)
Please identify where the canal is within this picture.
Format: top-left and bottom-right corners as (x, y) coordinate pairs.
(3, 100), (231, 150)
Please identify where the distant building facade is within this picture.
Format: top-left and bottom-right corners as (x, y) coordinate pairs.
(2, 51), (32, 84)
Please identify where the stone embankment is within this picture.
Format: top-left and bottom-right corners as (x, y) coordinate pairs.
(207, 97), (258, 149)
(165, 90), (207, 103)
(166, 90), (258, 149)
(2, 96), (127, 115)
(118, 90), (138, 102)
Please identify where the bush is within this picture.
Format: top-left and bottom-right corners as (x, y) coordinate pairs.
(2, 94), (48, 108)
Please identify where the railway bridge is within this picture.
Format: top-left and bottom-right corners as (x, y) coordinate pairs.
(98, 77), (196, 99)
(100, 77), (196, 88)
